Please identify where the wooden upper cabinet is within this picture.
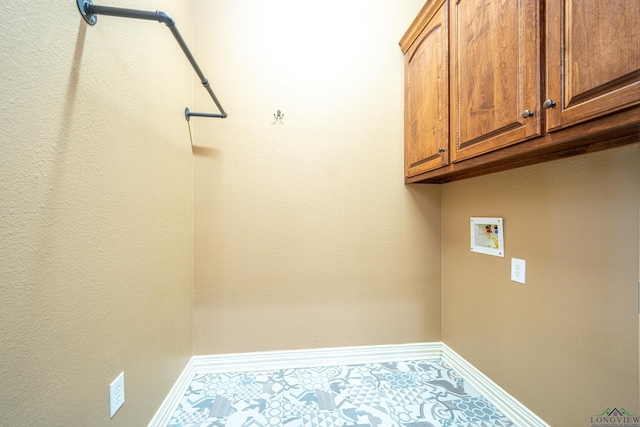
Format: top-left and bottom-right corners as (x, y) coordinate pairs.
(400, 0), (638, 183)
(545, 0), (640, 131)
(403, 0), (449, 177)
(450, 0), (541, 162)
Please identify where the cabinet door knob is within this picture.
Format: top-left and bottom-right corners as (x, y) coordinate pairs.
(543, 99), (557, 109)
(521, 109), (534, 118)
(438, 147), (446, 153)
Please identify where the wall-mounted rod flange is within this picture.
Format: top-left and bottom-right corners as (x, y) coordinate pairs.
(77, 0), (97, 25)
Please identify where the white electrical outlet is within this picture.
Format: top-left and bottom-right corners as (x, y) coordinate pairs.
(110, 372), (125, 418)
(511, 258), (526, 284)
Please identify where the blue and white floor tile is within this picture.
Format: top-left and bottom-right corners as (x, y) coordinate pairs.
(167, 359), (515, 427)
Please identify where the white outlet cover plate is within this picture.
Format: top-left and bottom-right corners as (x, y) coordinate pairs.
(110, 372), (125, 417)
(511, 258), (526, 284)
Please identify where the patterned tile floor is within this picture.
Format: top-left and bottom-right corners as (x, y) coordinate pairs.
(167, 359), (515, 427)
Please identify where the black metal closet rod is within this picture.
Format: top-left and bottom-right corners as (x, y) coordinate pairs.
(76, 0), (227, 121)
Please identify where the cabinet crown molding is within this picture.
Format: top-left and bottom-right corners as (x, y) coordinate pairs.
(399, 0), (447, 53)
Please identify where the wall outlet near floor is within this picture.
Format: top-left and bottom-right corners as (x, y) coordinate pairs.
(511, 258), (526, 284)
(110, 372), (125, 418)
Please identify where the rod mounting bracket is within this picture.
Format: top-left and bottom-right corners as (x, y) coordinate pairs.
(77, 0), (97, 25)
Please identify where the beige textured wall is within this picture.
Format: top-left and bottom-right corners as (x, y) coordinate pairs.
(0, 1), (194, 425)
(442, 144), (640, 426)
(192, 0), (441, 355)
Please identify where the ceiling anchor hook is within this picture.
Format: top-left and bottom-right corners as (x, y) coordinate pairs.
(274, 110), (284, 120)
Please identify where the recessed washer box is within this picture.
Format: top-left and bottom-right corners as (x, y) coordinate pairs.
(470, 217), (504, 257)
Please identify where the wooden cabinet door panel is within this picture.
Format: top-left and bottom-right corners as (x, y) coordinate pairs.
(450, 0), (541, 162)
(405, 3), (449, 177)
(546, 0), (640, 131)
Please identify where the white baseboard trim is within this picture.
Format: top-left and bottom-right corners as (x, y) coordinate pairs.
(148, 358), (195, 427)
(149, 342), (548, 427)
(191, 342), (441, 374)
(441, 343), (550, 427)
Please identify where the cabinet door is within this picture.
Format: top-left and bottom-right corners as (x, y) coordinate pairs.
(405, 2), (449, 178)
(450, 0), (541, 162)
(545, 0), (640, 131)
